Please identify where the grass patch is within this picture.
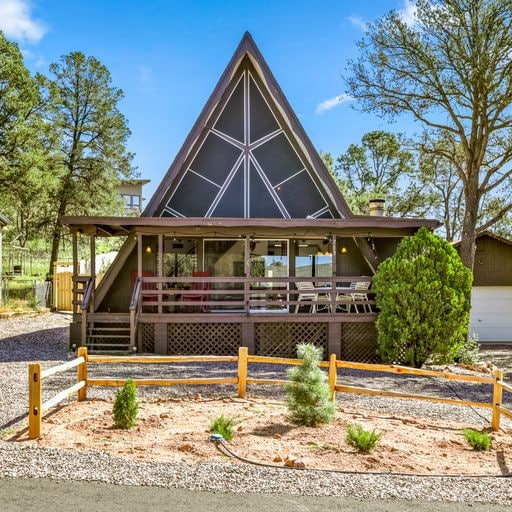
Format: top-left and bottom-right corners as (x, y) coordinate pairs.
(209, 414), (240, 441)
(346, 423), (382, 453)
(463, 428), (491, 451)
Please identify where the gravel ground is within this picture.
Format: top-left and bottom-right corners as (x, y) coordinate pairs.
(1, 313), (511, 504)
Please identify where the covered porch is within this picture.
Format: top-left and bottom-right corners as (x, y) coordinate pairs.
(62, 216), (438, 359)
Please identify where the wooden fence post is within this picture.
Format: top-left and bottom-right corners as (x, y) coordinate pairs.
(28, 362), (42, 439)
(491, 368), (504, 432)
(77, 347), (88, 402)
(238, 347), (248, 398)
(328, 353), (337, 402)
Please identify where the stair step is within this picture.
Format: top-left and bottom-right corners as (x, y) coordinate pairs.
(89, 327), (130, 332)
(86, 343), (132, 348)
(88, 334), (131, 339)
(87, 350), (132, 355)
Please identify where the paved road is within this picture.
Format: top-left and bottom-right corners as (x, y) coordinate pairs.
(0, 478), (509, 512)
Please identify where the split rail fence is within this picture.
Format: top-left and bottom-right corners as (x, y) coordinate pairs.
(28, 347), (512, 439)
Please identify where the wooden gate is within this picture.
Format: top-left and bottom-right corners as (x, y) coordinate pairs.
(53, 262), (73, 311)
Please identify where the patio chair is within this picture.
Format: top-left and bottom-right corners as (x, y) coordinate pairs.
(336, 281), (371, 313)
(294, 281), (318, 313)
(350, 281), (371, 313)
(181, 271), (211, 312)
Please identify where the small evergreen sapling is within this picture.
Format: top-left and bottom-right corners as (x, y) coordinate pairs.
(463, 428), (491, 451)
(346, 423), (382, 452)
(113, 378), (139, 429)
(285, 343), (336, 427)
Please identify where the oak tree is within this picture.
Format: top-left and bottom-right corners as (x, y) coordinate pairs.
(346, 0), (512, 269)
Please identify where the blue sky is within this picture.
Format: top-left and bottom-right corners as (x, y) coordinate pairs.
(0, 0), (419, 200)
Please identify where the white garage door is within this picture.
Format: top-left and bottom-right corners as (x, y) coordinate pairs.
(470, 286), (512, 343)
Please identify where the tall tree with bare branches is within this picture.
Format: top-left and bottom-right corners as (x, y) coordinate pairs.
(346, 0), (512, 269)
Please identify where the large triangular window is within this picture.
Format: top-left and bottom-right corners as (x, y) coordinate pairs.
(160, 68), (333, 219)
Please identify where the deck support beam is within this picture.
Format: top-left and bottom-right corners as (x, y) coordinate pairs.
(154, 322), (167, 354)
(328, 322), (341, 359)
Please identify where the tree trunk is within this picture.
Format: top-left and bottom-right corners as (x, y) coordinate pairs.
(48, 197), (69, 280)
(459, 185), (479, 271)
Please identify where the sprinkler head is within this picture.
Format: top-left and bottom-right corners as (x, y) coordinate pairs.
(209, 433), (225, 443)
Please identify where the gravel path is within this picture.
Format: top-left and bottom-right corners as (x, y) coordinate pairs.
(1, 313), (511, 504)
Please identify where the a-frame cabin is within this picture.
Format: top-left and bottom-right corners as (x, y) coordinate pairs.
(62, 33), (438, 360)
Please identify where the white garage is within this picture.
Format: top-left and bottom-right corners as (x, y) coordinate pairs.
(469, 287), (512, 343)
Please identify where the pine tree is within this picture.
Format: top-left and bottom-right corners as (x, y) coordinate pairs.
(285, 344), (336, 427)
(113, 378), (139, 429)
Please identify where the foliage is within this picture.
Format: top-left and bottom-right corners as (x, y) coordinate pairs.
(463, 428), (491, 451)
(346, 0), (512, 268)
(0, 32), (53, 248)
(285, 343), (336, 427)
(345, 424), (382, 453)
(43, 51), (135, 276)
(455, 334), (480, 365)
(113, 378), (139, 429)
(209, 414), (240, 441)
(373, 227), (472, 368)
(334, 131), (431, 218)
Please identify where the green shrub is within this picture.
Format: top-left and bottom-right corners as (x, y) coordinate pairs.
(113, 378), (139, 429)
(285, 343), (336, 427)
(463, 428), (491, 451)
(373, 227), (472, 368)
(346, 423), (382, 452)
(209, 414), (239, 441)
(455, 333), (480, 365)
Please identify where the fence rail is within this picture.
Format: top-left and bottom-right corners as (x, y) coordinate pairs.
(28, 347), (512, 439)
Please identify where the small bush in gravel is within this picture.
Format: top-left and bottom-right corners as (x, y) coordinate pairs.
(463, 428), (491, 451)
(455, 334), (480, 365)
(113, 378), (139, 429)
(346, 424), (382, 452)
(285, 343), (336, 427)
(209, 414), (239, 441)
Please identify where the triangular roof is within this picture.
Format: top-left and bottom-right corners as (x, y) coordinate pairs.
(143, 32), (352, 219)
(453, 230), (512, 248)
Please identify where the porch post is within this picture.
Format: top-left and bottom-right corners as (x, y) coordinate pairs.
(72, 232), (78, 315)
(242, 235), (255, 353)
(330, 235), (337, 313)
(158, 234), (163, 315)
(137, 234), (142, 278)
(244, 235), (250, 315)
(90, 234), (96, 308)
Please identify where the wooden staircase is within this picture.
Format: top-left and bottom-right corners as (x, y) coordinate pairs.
(86, 314), (132, 354)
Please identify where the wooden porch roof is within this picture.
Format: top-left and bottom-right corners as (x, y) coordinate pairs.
(60, 215), (440, 237)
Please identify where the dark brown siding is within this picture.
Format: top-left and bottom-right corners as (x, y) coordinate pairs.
(470, 235), (512, 286)
(336, 237), (373, 276)
(98, 235), (157, 312)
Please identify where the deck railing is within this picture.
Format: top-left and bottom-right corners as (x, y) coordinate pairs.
(136, 276), (375, 315)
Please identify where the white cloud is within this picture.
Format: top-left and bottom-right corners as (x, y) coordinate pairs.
(348, 15), (368, 31)
(0, 0), (47, 43)
(398, 0), (418, 27)
(315, 94), (353, 115)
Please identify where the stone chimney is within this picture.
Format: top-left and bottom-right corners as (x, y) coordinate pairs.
(369, 198), (385, 217)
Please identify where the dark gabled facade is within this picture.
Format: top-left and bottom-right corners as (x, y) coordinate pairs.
(145, 33), (351, 220)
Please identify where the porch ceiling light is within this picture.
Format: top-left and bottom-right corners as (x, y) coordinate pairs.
(145, 245), (152, 254)
(340, 246), (348, 254)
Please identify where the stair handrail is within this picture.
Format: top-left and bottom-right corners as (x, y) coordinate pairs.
(129, 277), (143, 351)
(80, 276), (95, 345)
